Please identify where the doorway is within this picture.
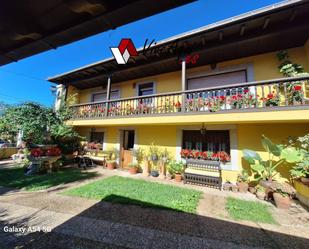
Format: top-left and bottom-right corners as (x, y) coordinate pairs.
(121, 130), (135, 169)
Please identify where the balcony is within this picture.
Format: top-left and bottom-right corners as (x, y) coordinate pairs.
(69, 76), (309, 122)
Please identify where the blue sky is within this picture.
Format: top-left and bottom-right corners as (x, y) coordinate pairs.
(0, 0), (281, 106)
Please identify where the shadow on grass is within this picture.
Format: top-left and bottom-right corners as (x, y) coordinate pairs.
(1, 195), (309, 248)
(0, 167), (98, 192)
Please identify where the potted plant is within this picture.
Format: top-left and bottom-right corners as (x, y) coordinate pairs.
(289, 134), (309, 185)
(174, 101), (181, 112)
(168, 160), (185, 182)
(231, 184), (238, 192)
(106, 160), (116, 170)
(149, 143), (159, 162)
(290, 161), (309, 186)
(128, 162), (138, 174)
(237, 169), (249, 193)
(271, 182), (295, 209)
(150, 167), (159, 177)
(243, 135), (303, 188)
(229, 94), (244, 109)
(260, 92), (280, 107)
(105, 147), (119, 170)
(255, 185), (266, 200)
(223, 180), (233, 191)
(133, 147), (144, 171)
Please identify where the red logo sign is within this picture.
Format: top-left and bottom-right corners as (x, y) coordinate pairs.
(110, 39), (138, 64)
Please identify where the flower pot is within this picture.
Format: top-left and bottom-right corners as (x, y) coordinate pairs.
(237, 182), (249, 193)
(259, 180), (273, 189)
(129, 167), (138, 174)
(300, 177), (309, 186)
(175, 173), (182, 182)
(249, 187), (256, 194)
(273, 193), (291, 209)
(256, 191), (266, 200)
(107, 162), (115, 170)
(231, 185), (238, 192)
(223, 183), (233, 191)
(150, 170), (159, 177)
(151, 155), (158, 161)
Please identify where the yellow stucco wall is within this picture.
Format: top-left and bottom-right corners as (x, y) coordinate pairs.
(75, 123), (308, 183)
(75, 45), (309, 104)
(237, 123), (309, 182)
(0, 147), (18, 159)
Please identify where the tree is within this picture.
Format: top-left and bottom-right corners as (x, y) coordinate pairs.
(0, 102), (55, 143)
(0, 101), (82, 153)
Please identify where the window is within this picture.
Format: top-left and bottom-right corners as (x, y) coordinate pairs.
(123, 130), (135, 150)
(182, 130), (230, 154)
(92, 90), (119, 102)
(187, 70), (247, 90)
(90, 132), (104, 144)
(138, 82), (154, 96)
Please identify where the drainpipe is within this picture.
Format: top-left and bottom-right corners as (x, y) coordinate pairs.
(181, 56), (186, 112)
(105, 75), (111, 116)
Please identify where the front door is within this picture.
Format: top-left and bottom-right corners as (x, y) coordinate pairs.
(121, 130), (135, 169)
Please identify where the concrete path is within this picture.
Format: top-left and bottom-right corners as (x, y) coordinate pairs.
(1, 186), (309, 249)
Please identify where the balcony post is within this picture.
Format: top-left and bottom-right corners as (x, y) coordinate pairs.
(181, 56), (186, 112)
(105, 75), (111, 116)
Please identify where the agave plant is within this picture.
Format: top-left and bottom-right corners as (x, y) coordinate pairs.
(243, 135), (303, 181)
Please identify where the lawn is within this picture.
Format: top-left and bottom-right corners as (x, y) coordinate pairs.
(63, 176), (202, 213)
(0, 166), (97, 191)
(226, 197), (276, 224)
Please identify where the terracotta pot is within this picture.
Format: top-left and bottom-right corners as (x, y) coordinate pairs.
(237, 182), (249, 193)
(273, 193), (291, 209)
(107, 162), (115, 170)
(249, 187), (256, 194)
(301, 177), (309, 186)
(175, 173), (182, 182)
(259, 180), (273, 189)
(129, 167), (138, 174)
(256, 191), (266, 200)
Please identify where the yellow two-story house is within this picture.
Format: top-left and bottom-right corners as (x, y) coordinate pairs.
(49, 0), (309, 183)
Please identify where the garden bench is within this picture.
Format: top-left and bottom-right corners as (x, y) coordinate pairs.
(184, 159), (222, 189)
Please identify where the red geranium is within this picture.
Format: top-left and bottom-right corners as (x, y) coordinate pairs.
(217, 151), (231, 162)
(46, 147), (61, 156)
(30, 148), (43, 157)
(180, 149), (190, 158)
(293, 85), (302, 91)
(174, 101), (181, 108)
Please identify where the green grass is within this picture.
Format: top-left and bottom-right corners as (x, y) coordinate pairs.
(0, 167), (97, 191)
(63, 176), (202, 213)
(226, 197), (276, 224)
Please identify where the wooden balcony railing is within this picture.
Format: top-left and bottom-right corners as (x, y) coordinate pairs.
(70, 76), (309, 120)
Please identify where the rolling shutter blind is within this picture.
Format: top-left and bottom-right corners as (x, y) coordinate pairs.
(187, 70), (247, 90)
